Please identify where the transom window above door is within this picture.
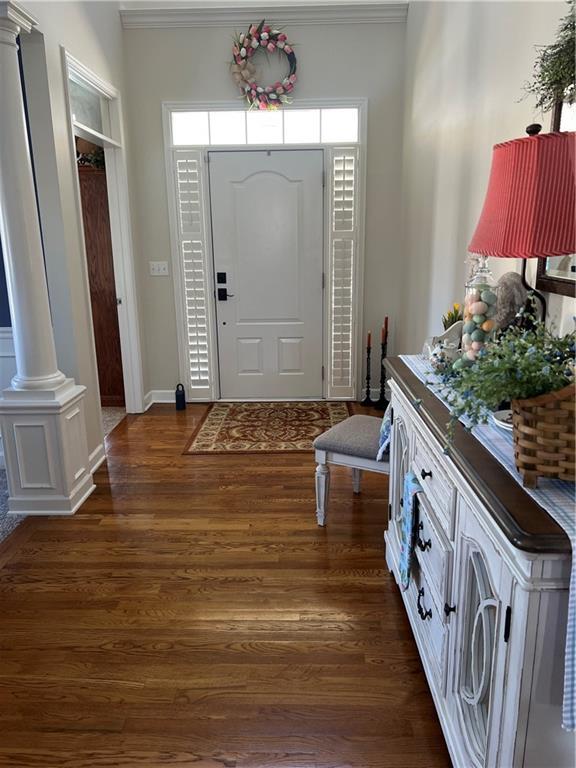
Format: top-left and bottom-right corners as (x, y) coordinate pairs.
(171, 107), (359, 146)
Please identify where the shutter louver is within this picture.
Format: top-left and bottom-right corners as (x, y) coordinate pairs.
(328, 148), (359, 398)
(173, 151), (213, 395)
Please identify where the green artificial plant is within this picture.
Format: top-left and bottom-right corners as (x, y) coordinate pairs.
(442, 302), (464, 331)
(443, 320), (575, 431)
(525, 0), (575, 112)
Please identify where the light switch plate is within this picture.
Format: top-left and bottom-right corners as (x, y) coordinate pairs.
(149, 261), (169, 276)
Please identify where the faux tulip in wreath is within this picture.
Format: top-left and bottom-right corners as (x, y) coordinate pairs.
(230, 20), (297, 110)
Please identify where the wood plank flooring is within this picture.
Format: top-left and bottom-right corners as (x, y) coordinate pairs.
(0, 404), (450, 768)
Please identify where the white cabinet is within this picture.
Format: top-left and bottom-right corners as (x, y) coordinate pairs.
(385, 374), (574, 768)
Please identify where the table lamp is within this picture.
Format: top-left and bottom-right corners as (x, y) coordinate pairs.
(462, 126), (575, 360)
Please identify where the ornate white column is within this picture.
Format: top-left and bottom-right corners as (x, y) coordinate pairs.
(0, 1), (94, 514)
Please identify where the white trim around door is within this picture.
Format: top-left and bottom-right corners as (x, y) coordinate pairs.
(162, 98), (367, 402)
(62, 50), (145, 414)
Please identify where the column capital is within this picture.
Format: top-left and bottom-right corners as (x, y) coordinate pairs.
(0, 2), (37, 35)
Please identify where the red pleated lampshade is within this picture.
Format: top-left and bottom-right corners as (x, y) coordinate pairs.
(468, 131), (576, 258)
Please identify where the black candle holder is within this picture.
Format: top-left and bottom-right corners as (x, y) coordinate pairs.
(373, 337), (389, 410)
(362, 344), (373, 406)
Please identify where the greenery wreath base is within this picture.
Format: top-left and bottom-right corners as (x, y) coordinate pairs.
(231, 19), (297, 110)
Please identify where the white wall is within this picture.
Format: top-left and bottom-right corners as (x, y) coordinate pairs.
(399, 0), (575, 353)
(122, 21), (407, 393)
(0, 329), (15, 467)
(19, 1), (130, 457)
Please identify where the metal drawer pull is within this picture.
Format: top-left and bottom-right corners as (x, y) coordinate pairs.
(444, 603), (456, 617)
(416, 522), (431, 552)
(420, 469), (432, 480)
(417, 587), (432, 620)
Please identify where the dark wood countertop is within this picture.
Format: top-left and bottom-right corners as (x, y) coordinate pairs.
(386, 357), (571, 555)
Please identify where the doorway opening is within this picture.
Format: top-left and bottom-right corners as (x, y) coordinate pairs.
(63, 50), (145, 429)
(76, 138), (125, 419)
(163, 100), (366, 403)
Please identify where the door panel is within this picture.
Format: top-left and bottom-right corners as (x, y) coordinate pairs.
(78, 166), (125, 407)
(209, 150), (324, 399)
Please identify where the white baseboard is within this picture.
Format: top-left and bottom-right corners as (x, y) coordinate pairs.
(144, 390), (175, 410)
(7, 479), (96, 516)
(89, 443), (106, 472)
(144, 390), (388, 407)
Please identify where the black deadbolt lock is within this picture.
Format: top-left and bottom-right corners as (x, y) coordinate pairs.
(217, 288), (228, 301)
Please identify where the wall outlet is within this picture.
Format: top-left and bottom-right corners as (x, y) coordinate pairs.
(149, 261), (169, 276)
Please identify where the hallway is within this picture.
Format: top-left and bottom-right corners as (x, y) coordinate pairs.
(0, 405), (449, 768)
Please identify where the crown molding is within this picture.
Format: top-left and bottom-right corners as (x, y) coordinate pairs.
(0, 1), (37, 33)
(120, 2), (408, 29)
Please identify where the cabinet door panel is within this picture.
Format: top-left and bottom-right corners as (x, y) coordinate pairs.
(387, 403), (412, 553)
(453, 501), (507, 768)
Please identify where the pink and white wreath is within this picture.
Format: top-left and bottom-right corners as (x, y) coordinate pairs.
(230, 20), (297, 111)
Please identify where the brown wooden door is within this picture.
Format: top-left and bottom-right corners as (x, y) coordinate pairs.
(78, 166), (125, 407)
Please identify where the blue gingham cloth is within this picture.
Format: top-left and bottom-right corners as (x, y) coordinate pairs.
(376, 402), (392, 461)
(400, 354), (576, 731)
(399, 471), (422, 591)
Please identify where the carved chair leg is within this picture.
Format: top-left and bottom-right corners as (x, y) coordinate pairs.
(315, 462), (330, 526)
(352, 467), (362, 494)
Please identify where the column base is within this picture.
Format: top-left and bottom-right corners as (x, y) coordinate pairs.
(0, 379), (95, 516)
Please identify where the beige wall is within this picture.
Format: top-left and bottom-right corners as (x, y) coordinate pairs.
(20, 1), (128, 456)
(15, 1), (573, 425)
(399, 0), (575, 354)
(122, 21), (407, 393)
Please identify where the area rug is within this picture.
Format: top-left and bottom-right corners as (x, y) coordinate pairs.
(184, 401), (351, 455)
(0, 469), (25, 545)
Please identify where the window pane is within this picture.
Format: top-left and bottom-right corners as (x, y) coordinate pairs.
(284, 109), (320, 144)
(246, 110), (283, 144)
(209, 111), (246, 145)
(69, 78), (103, 134)
(172, 112), (209, 145)
(321, 108), (359, 143)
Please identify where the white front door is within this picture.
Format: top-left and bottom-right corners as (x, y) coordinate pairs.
(209, 149), (324, 399)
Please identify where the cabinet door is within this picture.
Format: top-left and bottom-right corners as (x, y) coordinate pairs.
(388, 404), (411, 543)
(452, 504), (508, 768)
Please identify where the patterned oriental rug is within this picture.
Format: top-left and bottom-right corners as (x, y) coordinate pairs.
(184, 401), (351, 455)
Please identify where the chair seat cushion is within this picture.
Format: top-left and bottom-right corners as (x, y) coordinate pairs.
(313, 415), (383, 460)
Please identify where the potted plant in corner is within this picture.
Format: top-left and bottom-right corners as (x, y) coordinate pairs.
(525, 0), (575, 130)
(444, 319), (575, 488)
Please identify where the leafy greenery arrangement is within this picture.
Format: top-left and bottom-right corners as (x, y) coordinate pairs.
(442, 303), (463, 331)
(525, 0), (575, 112)
(442, 320), (575, 432)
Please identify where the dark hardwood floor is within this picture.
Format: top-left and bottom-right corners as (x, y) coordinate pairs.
(0, 404), (450, 768)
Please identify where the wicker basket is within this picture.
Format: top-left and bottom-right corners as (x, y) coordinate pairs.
(512, 384), (575, 488)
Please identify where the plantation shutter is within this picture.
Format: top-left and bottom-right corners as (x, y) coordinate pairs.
(327, 146), (360, 399)
(171, 149), (215, 398)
